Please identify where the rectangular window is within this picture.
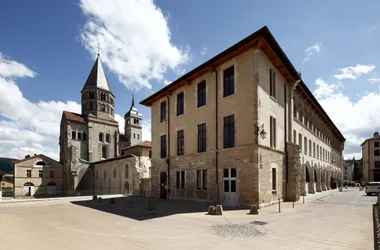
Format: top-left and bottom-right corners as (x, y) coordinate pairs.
(39, 170), (42, 178)
(72, 131), (76, 139)
(293, 104), (297, 118)
(27, 170), (31, 178)
(293, 130), (296, 144)
(375, 141), (380, 148)
(298, 133), (302, 152)
(176, 171), (180, 189)
(223, 115), (235, 148)
(176, 92), (184, 116)
(160, 101), (166, 122)
(160, 135), (167, 158)
(197, 170), (201, 190)
(181, 171), (185, 189)
(304, 137), (307, 154)
(317, 145), (319, 159)
(270, 116), (277, 148)
(177, 130), (184, 156)
(223, 66), (234, 97)
(375, 161), (380, 169)
(197, 81), (206, 107)
(50, 170), (54, 178)
(202, 170), (208, 190)
(269, 69), (276, 99)
(375, 150), (380, 156)
(272, 168), (277, 191)
(198, 123), (207, 152)
(309, 140), (312, 156)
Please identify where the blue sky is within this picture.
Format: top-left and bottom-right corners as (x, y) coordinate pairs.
(1, 0), (380, 160)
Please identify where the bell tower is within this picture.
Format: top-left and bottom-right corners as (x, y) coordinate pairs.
(81, 55), (115, 120)
(124, 95), (142, 147)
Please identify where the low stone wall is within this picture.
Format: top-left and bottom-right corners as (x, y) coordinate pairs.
(373, 204), (380, 250)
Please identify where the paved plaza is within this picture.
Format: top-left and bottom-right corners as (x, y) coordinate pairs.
(0, 188), (374, 250)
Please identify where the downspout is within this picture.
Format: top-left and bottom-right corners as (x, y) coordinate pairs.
(284, 84), (288, 199)
(214, 67), (220, 205)
(166, 95), (171, 199)
(368, 142), (371, 182)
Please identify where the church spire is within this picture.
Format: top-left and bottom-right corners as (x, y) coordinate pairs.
(81, 56), (113, 94)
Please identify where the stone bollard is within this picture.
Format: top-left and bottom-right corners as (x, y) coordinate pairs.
(92, 195), (97, 200)
(208, 206), (216, 215)
(215, 205), (223, 215)
(248, 205), (259, 215)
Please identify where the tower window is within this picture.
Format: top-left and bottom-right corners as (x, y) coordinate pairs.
(72, 131), (76, 139)
(106, 134), (110, 143)
(99, 133), (104, 142)
(134, 118), (139, 124)
(137, 134), (139, 140)
(78, 132), (82, 140)
(102, 146), (107, 159)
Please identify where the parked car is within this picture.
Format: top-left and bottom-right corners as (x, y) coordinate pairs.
(365, 182), (380, 195)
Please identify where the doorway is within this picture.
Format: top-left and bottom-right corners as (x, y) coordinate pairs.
(223, 168), (237, 206)
(23, 182), (34, 196)
(160, 172), (167, 199)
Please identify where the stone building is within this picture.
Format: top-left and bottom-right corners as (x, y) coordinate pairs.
(59, 55), (150, 195)
(140, 26), (345, 207)
(362, 131), (380, 182)
(13, 154), (64, 197)
(343, 158), (357, 182)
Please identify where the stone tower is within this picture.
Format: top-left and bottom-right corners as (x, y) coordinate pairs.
(124, 95), (142, 147)
(81, 55), (115, 121)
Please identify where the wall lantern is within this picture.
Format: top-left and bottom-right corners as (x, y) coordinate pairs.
(256, 124), (267, 139)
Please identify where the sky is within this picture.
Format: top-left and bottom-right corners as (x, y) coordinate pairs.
(1, 0), (380, 161)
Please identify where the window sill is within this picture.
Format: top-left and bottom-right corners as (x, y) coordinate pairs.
(272, 190), (277, 194)
(222, 93), (236, 99)
(197, 104), (206, 109)
(270, 96), (277, 102)
(176, 113), (184, 117)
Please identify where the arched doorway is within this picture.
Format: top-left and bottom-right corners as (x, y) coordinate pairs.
(124, 181), (130, 194)
(47, 182), (56, 195)
(24, 182), (34, 196)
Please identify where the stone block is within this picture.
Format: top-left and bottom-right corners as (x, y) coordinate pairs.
(215, 205), (223, 215)
(248, 205), (259, 215)
(208, 206), (216, 215)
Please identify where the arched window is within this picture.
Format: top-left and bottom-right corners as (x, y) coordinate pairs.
(106, 134), (110, 143)
(137, 134), (139, 140)
(78, 132), (82, 140)
(99, 133), (103, 142)
(72, 131), (76, 139)
(101, 104), (105, 112)
(102, 146), (107, 159)
(125, 164), (129, 178)
(36, 161), (46, 166)
(113, 168), (116, 179)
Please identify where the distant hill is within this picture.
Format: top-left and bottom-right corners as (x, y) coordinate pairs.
(0, 158), (17, 174)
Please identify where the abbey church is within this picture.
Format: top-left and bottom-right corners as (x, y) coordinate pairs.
(59, 55), (151, 195)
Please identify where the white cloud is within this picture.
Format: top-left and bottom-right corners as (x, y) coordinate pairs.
(303, 43), (322, 63)
(0, 53), (37, 78)
(369, 78), (380, 84)
(79, 0), (190, 91)
(0, 52), (151, 161)
(313, 77), (380, 159)
(163, 79), (172, 86)
(333, 64), (375, 80)
(200, 45), (207, 56)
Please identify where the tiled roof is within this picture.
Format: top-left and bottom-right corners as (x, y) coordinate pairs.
(63, 111), (86, 123)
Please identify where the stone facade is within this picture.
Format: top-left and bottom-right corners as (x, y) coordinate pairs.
(141, 26), (345, 207)
(14, 155), (64, 197)
(362, 132), (380, 182)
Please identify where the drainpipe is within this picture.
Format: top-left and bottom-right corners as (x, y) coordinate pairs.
(284, 84), (288, 199)
(368, 142), (371, 182)
(166, 95), (171, 199)
(213, 67), (220, 205)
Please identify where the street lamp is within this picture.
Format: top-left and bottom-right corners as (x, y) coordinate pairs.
(256, 124), (267, 139)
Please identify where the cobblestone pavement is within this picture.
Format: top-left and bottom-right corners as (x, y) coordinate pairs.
(0, 190), (373, 250)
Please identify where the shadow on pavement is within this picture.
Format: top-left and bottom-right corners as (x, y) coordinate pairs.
(71, 195), (243, 221)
